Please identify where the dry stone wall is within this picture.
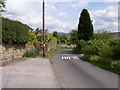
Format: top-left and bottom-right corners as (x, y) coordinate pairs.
(0, 42), (35, 61)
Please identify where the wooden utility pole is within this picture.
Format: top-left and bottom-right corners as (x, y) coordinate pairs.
(42, 0), (45, 57)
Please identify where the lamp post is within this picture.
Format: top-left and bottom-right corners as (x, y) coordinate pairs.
(42, 0), (45, 57)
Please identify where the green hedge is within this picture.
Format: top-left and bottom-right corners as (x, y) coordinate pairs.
(74, 39), (120, 75)
(2, 17), (31, 44)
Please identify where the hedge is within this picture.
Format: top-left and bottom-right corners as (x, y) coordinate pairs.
(2, 17), (31, 44)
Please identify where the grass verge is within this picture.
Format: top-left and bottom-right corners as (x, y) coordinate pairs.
(83, 54), (120, 75)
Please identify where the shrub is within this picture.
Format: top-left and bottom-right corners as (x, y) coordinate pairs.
(2, 17), (30, 44)
(81, 39), (120, 75)
(83, 54), (90, 61)
(29, 32), (38, 43)
(73, 40), (86, 54)
(82, 39), (105, 55)
(99, 43), (113, 59)
(23, 49), (39, 57)
(90, 55), (100, 63)
(111, 41), (120, 60)
(111, 61), (120, 69)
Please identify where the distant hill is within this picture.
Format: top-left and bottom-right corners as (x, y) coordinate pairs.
(58, 32), (69, 36)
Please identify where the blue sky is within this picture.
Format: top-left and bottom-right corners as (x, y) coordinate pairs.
(2, 0), (119, 33)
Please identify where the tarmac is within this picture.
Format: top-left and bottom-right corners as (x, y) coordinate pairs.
(0, 58), (59, 88)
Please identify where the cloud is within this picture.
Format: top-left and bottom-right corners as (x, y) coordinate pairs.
(46, 3), (57, 11)
(2, 0), (119, 33)
(58, 12), (68, 19)
(46, 16), (73, 32)
(72, 2), (88, 9)
(91, 5), (118, 32)
(3, 0), (42, 29)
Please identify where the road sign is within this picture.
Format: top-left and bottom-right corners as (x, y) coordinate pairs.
(47, 39), (51, 42)
(36, 32), (42, 37)
(40, 43), (45, 49)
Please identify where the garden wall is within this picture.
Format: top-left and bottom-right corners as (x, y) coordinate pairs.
(0, 42), (35, 61)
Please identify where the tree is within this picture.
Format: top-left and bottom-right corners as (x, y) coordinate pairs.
(78, 9), (93, 41)
(70, 29), (78, 44)
(94, 29), (112, 40)
(29, 32), (38, 43)
(0, 0), (6, 13)
(53, 31), (58, 37)
(57, 35), (69, 44)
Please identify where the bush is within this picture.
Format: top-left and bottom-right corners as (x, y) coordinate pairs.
(23, 49), (39, 57)
(2, 17), (30, 44)
(82, 39), (105, 55)
(99, 43), (113, 59)
(90, 55), (100, 63)
(29, 32), (38, 43)
(81, 39), (120, 75)
(111, 41), (120, 60)
(83, 54), (90, 62)
(73, 40), (86, 54)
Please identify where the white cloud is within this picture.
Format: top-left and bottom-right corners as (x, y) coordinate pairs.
(58, 12), (68, 19)
(46, 16), (72, 32)
(3, 0), (43, 29)
(2, 0), (119, 33)
(91, 5), (118, 32)
(72, 2), (88, 9)
(46, 3), (57, 11)
(6, 0), (26, 15)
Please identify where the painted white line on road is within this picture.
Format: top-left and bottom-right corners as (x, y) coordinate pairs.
(61, 56), (79, 60)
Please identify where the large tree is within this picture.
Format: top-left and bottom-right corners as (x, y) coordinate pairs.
(78, 9), (93, 41)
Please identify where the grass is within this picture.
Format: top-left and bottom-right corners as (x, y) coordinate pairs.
(25, 44), (72, 60)
(83, 55), (120, 75)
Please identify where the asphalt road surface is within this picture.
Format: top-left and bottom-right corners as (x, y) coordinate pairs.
(52, 50), (119, 88)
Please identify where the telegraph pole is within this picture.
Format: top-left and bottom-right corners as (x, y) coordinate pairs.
(42, 0), (45, 57)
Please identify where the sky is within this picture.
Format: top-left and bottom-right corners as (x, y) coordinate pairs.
(1, 0), (119, 33)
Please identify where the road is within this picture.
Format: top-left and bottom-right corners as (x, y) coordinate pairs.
(52, 50), (119, 88)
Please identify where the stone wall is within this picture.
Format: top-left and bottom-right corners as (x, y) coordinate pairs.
(0, 42), (35, 61)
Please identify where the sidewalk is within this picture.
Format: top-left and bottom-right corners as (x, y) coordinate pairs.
(1, 58), (59, 88)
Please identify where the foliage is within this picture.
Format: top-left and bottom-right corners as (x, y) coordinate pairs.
(2, 18), (30, 44)
(99, 43), (113, 59)
(53, 31), (58, 37)
(57, 35), (70, 44)
(78, 9), (94, 41)
(23, 49), (39, 57)
(69, 29), (78, 44)
(73, 40), (86, 54)
(29, 32), (38, 43)
(80, 39), (120, 75)
(81, 39), (105, 55)
(111, 41), (120, 60)
(46, 34), (57, 44)
(94, 29), (112, 40)
(0, 0), (6, 12)
(90, 55), (100, 63)
(2, 17), (30, 44)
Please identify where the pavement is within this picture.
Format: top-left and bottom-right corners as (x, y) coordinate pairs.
(52, 50), (119, 88)
(1, 58), (59, 88)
